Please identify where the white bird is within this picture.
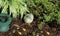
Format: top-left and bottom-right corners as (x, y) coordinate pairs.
(24, 13), (34, 24)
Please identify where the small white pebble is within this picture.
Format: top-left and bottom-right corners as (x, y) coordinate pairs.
(36, 35), (39, 36)
(13, 30), (16, 33)
(18, 31), (22, 35)
(13, 24), (20, 28)
(17, 27), (20, 29)
(41, 31), (43, 33)
(22, 28), (26, 31)
(46, 32), (50, 35)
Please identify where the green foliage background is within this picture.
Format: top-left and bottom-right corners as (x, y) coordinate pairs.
(26, 0), (60, 28)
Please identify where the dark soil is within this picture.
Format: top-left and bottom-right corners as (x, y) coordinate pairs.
(0, 18), (60, 36)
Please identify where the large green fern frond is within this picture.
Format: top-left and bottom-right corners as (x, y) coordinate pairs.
(0, 0), (30, 19)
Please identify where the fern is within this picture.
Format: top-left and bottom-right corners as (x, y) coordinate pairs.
(0, 0), (29, 19)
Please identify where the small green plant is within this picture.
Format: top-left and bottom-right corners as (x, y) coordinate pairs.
(38, 22), (45, 30)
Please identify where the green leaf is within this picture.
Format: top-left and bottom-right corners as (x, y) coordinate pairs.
(38, 22), (45, 30)
(44, 14), (51, 22)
